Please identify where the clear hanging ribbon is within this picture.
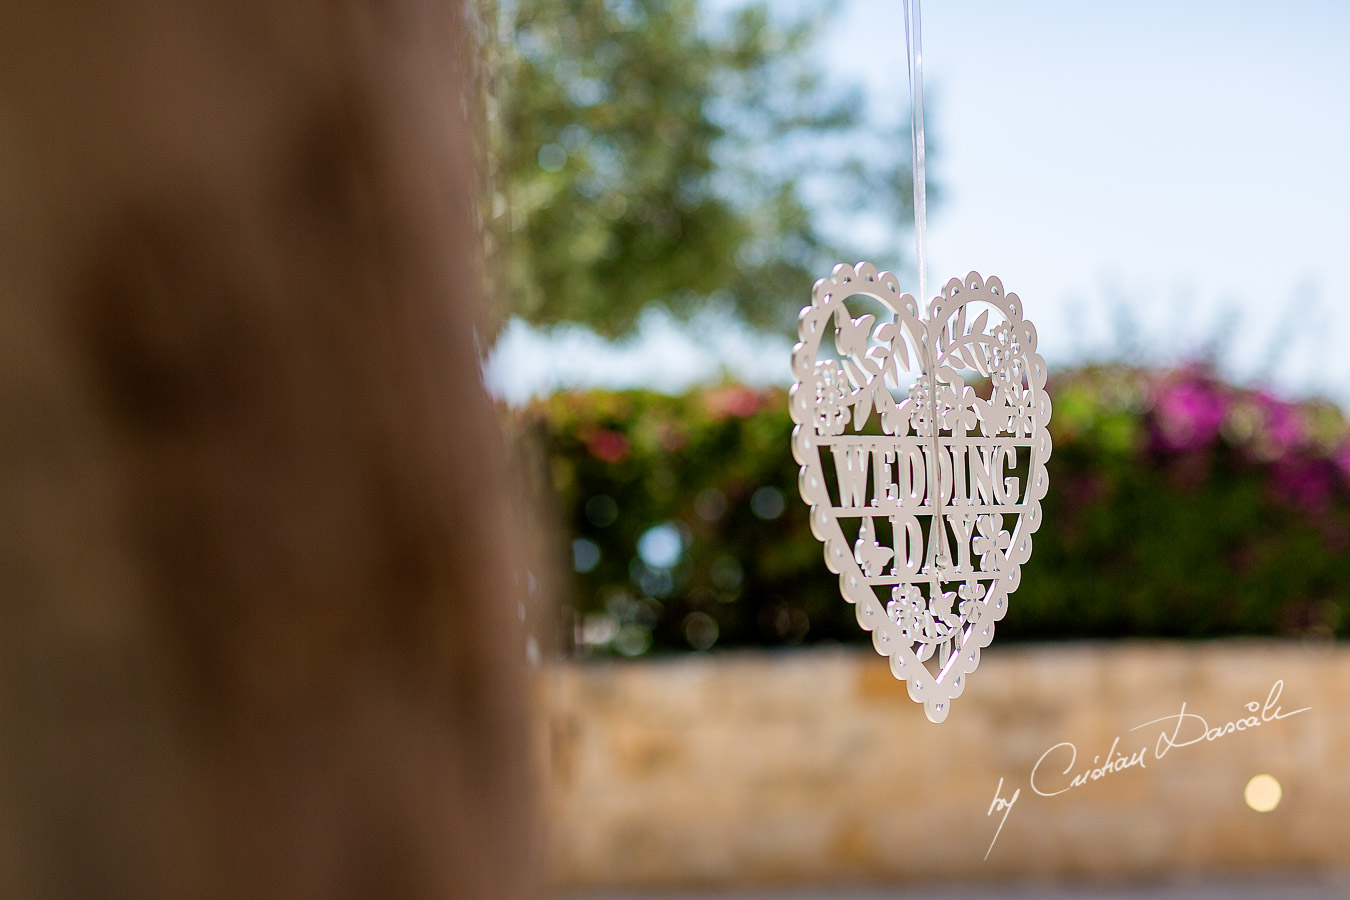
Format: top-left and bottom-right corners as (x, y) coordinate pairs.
(902, 0), (927, 309)
(903, 0), (946, 572)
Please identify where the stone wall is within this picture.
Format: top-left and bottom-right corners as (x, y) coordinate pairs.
(540, 642), (1349, 892)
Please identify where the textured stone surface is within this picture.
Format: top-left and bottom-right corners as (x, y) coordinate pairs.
(541, 643), (1348, 892)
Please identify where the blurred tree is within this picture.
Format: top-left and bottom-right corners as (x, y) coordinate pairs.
(495, 0), (917, 336)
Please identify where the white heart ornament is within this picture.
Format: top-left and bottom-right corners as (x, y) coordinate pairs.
(789, 263), (1052, 722)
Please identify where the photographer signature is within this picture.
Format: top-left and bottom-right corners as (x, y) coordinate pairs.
(984, 679), (1309, 860)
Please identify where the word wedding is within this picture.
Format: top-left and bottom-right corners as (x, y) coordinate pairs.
(789, 264), (1052, 722)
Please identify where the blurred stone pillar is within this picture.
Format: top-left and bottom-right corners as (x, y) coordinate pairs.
(0, 2), (535, 897)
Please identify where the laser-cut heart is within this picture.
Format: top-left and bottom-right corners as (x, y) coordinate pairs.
(789, 263), (1052, 722)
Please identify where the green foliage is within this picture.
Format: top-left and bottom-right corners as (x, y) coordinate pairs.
(519, 366), (1350, 656)
(1009, 367), (1350, 641)
(497, 0), (913, 336)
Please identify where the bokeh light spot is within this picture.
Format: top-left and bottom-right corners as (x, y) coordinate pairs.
(585, 494), (619, 527)
(572, 538), (601, 573)
(750, 486), (785, 520)
(538, 142), (567, 172)
(683, 611), (719, 651)
(1244, 774), (1282, 812)
(637, 522), (683, 569)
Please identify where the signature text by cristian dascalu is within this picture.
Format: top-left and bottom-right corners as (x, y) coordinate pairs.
(982, 679), (1309, 860)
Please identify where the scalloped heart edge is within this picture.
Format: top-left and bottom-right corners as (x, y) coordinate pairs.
(788, 262), (1053, 722)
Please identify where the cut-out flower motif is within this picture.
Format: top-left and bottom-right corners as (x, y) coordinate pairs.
(957, 578), (985, 621)
(812, 361), (850, 435)
(1009, 389), (1036, 436)
(993, 321), (1023, 358)
(973, 514), (1011, 572)
(991, 321), (1027, 389)
(938, 384), (979, 434)
(991, 350), (1016, 388)
(993, 322), (1019, 354)
(908, 374), (935, 437)
(887, 584), (924, 636)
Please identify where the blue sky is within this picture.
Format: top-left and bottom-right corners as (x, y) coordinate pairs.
(487, 0), (1350, 404)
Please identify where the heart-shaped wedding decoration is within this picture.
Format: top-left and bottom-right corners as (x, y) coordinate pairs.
(789, 263), (1052, 722)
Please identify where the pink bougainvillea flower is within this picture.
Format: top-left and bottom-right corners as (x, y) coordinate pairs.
(1257, 393), (1305, 459)
(1334, 442), (1350, 480)
(1154, 379), (1226, 452)
(705, 384), (763, 420)
(585, 428), (631, 464)
(1270, 456), (1335, 511)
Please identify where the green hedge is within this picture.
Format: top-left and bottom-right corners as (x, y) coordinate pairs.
(517, 366), (1350, 655)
